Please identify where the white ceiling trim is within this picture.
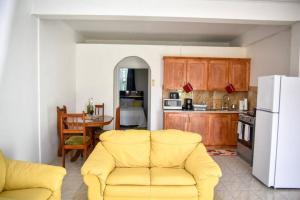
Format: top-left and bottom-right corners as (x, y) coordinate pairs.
(33, 0), (300, 22)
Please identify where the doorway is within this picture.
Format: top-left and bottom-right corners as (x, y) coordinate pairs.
(114, 56), (151, 130)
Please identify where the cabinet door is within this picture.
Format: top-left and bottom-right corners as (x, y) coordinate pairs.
(163, 58), (186, 90)
(164, 112), (188, 131)
(186, 59), (208, 90)
(208, 59), (229, 91)
(228, 114), (239, 146)
(188, 113), (210, 145)
(229, 59), (250, 91)
(208, 114), (230, 146)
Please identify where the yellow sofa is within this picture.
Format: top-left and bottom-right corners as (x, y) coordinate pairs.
(82, 130), (222, 200)
(0, 151), (66, 200)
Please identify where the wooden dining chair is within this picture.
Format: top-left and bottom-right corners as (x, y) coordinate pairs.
(93, 103), (105, 144)
(94, 103), (104, 117)
(115, 106), (121, 130)
(57, 105), (67, 157)
(60, 112), (92, 167)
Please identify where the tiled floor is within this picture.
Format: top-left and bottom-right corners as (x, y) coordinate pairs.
(214, 156), (300, 200)
(53, 155), (300, 200)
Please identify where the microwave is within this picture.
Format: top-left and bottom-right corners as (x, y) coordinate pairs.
(163, 99), (183, 110)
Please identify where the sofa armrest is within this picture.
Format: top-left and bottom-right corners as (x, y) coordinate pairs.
(81, 143), (115, 198)
(185, 144), (222, 200)
(5, 160), (66, 197)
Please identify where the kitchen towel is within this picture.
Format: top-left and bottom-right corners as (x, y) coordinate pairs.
(244, 124), (251, 141)
(237, 121), (243, 139)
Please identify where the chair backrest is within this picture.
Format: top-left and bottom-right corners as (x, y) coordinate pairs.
(115, 106), (120, 130)
(95, 103), (104, 116)
(60, 113), (87, 144)
(57, 105), (67, 137)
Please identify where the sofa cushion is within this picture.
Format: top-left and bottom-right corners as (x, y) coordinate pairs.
(65, 136), (90, 145)
(150, 186), (198, 200)
(151, 167), (196, 186)
(104, 185), (198, 200)
(0, 188), (52, 200)
(0, 151), (6, 192)
(150, 130), (201, 168)
(104, 186), (150, 200)
(106, 168), (150, 186)
(100, 130), (150, 167)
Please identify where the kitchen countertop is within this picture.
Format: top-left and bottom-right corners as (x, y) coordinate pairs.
(163, 109), (243, 114)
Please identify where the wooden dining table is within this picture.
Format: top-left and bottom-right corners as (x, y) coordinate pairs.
(70, 115), (113, 162)
(85, 115), (114, 128)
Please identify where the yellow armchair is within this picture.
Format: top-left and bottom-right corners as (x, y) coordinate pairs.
(0, 151), (66, 200)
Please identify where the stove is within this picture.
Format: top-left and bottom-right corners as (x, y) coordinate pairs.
(237, 110), (256, 165)
(239, 113), (256, 125)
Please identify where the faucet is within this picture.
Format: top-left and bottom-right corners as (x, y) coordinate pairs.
(222, 95), (230, 110)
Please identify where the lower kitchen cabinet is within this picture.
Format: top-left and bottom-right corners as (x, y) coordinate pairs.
(163, 112), (189, 131)
(188, 113), (210, 145)
(163, 112), (238, 147)
(209, 114), (231, 146)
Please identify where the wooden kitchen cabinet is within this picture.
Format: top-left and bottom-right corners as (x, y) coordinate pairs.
(209, 114), (231, 146)
(207, 59), (229, 91)
(229, 59), (250, 91)
(164, 112), (239, 147)
(163, 56), (250, 91)
(188, 113), (210, 145)
(163, 58), (186, 90)
(229, 114), (239, 146)
(186, 59), (208, 90)
(163, 112), (189, 130)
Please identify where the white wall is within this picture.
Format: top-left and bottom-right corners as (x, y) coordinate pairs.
(246, 30), (291, 86)
(290, 22), (300, 76)
(0, 0), (40, 162)
(76, 44), (246, 130)
(39, 20), (78, 163)
(0, 0), (16, 81)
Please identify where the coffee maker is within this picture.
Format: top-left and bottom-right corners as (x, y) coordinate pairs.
(182, 98), (193, 110)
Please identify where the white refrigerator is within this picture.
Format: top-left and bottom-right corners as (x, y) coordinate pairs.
(253, 75), (300, 188)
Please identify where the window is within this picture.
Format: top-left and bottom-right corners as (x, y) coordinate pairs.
(119, 68), (128, 91)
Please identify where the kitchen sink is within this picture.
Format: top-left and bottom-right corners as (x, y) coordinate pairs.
(208, 108), (228, 111)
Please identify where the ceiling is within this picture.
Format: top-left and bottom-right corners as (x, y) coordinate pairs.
(64, 20), (290, 44)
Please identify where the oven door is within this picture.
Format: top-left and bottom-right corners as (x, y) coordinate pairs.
(237, 120), (255, 148)
(237, 120), (255, 165)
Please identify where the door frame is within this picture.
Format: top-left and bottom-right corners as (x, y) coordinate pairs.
(113, 56), (151, 129)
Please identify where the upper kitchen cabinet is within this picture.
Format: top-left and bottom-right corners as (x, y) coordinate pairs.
(229, 59), (250, 91)
(207, 59), (229, 91)
(163, 57), (186, 90)
(186, 58), (208, 90)
(163, 56), (250, 91)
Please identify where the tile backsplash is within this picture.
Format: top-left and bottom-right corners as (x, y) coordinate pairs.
(163, 86), (258, 111)
(247, 86), (257, 111)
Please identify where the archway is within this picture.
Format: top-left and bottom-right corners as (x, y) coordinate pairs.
(113, 56), (151, 129)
